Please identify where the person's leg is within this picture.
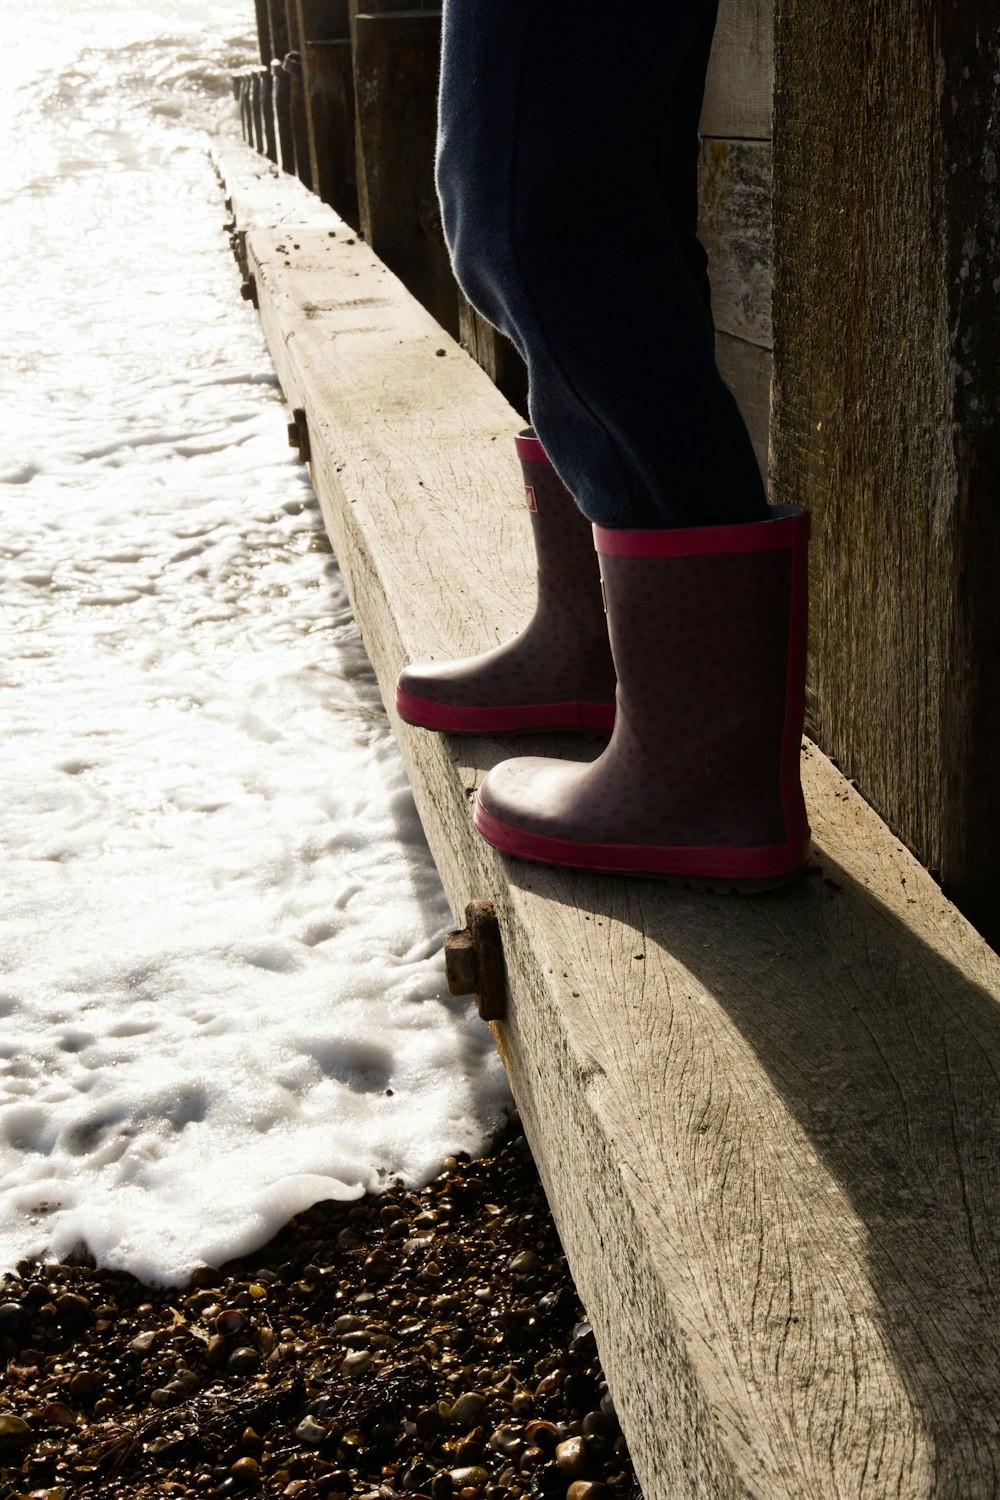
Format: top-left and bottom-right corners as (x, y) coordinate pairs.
(395, 431), (616, 733)
(437, 0), (765, 528)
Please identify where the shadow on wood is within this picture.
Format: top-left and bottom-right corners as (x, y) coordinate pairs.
(458, 299), (528, 423)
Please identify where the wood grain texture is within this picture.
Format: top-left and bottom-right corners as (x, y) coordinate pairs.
(698, 8), (774, 474)
(770, 1), (1000, 944)
(218, 140), (1000, 1497)
(698, 138), (772, 348)
(701, 0), (774, 139)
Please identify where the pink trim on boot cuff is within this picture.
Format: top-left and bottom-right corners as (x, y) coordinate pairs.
(514, 433), (549, 464)
(474, 797), (811, 881)
(595, 507), (810, 558)
(395, 683), (614, 734)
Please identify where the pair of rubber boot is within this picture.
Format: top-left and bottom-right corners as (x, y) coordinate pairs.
(396, 433), (810, 890)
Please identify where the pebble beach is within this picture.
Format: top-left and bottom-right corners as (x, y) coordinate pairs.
(0, 1123), (641, 1500)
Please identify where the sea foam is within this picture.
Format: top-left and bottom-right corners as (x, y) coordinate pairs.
(0, 0), (511, 1284)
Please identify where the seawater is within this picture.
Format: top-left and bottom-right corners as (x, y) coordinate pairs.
(0, 0), (510, 1284)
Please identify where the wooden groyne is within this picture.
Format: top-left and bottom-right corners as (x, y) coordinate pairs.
(239, 0), (1000, 949)
(224, 0), (1000, 1492)
(217, 136), (1000, 1497)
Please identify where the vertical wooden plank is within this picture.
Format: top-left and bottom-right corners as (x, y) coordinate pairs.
(697, 0), (775, 502)
(260, 63), (277, 163)
(249, 69), (266, 155)
(283, 0), (300, 52)
(282, 2), (313, 188)
(238, 73), (253, 147)
(293, 1), (357, 221)
(266, 0), (289, 59)
(253, 0), (271, 65)
(350, 7), (459, 336)
(286, 55), (314, 189)
(702, 0), (774, 139)
(271, 60), (296, 173)
(935, 9), (1000, 939)
(697, 138), (772, 347)
(265, 0), (295, 171)
(303, 41), (359, 222)
(770, 0), (1000, 944)
(457, 299), (528, 419)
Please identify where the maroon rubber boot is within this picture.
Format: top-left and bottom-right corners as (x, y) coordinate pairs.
(474, 508), (811, 889)
(395, 433), (617, 733)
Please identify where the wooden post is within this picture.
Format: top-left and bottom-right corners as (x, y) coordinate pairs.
(249, 69), (266, 155)
(284, 52), (314, 190)
(771, 1), (1000, 944)
(292, 1), (358, 222)
(266, 0), (289, 58)
(271, 60), (296, 174)
(260, 63), (277, 163)
(281, 2), (313, 188)
(458, 300), (528, 421)
(349, 4), (458, 336)
(238, 72), (254, 147)
(303, 41), (358, 221)
(265, 0), (295, 170)
(697, 0), (774, 480)
(252, 0), (271, 63)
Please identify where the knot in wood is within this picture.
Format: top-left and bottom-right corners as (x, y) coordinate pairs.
(443, 898), (507, 1021)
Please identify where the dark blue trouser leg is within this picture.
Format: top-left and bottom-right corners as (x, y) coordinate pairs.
(437, 0), (767, 529)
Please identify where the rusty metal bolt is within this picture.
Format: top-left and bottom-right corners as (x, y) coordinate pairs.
(287, 407), (311, 463)
(240, 276), (258, 307)
(443, 899), (506, 1021)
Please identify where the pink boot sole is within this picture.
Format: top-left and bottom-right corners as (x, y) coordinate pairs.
(395, 685), (615, 734)
(474, 798), (809, 890)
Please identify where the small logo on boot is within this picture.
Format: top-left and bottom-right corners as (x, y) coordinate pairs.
(525, 485), (537, 512)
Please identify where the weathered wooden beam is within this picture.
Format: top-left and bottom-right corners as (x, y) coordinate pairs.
(291, 0), (358, 221)
(218, 138), (1000, 1497)
(281, 4), (313, 190)
(260, 63), (277, 163)
(457, 299), (528, 422)
(698, 138), (772, 349)
(771, 0), (1000, 945)
(270, 59), (296, 174)
(249, 69), (266, 155)
(697, 1), (775, 497)
(235, 72), (252, 147)
(252, 0), (271, 65)
(266, 0), (289, 60)
(301, 40), (358, 221)
(702, 0), (774, 139)
(287, 56), (313, 189)
(349, 5), (458, 337)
